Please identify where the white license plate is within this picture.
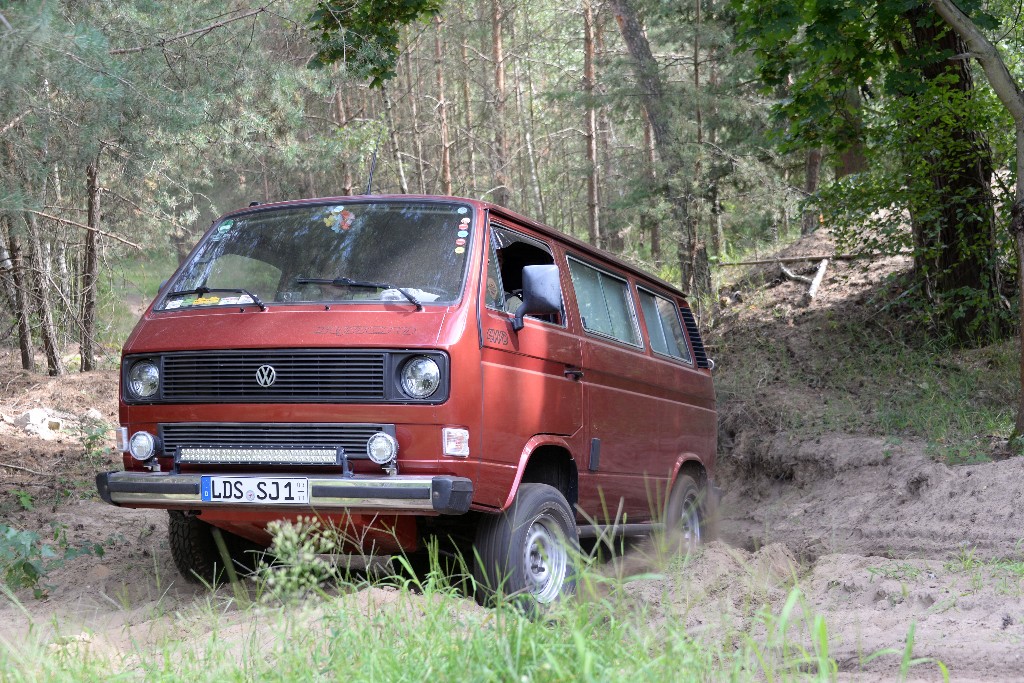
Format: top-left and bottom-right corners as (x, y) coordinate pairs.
(200, 476), (309, 504)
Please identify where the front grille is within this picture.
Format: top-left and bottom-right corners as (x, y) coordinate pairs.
(161, 350), (386, 402)
(160, 423), (396, 460)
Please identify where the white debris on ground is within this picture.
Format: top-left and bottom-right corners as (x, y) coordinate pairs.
(1, 406), (105, 441)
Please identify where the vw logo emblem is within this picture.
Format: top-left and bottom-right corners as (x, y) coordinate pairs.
(255, 365), (277, 387)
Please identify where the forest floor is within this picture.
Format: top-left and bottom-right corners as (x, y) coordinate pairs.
(1, 233), (1023, 680)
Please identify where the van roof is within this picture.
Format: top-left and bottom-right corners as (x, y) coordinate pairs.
(224, 194), (692, 303)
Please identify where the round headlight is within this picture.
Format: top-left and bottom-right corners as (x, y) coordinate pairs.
(400, 357), (440, 398)
(129, 431), (156, 461)
(128, 360), (160, 399)
(366, 432), (398, 465)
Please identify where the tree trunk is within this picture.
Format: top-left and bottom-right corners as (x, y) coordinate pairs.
(333, 82), (355, 196)
(434, 17), (452, 195)
(610, 0), (711, 300)
(381, 83), (409, 194)
(81, 159), (100, 372)
(905, 7), (1001, 344)
(926, 0), (1024, 434)
(802, 148), (823, 234)
(834, 88), (869, 178)
(490, 0), (511, 207)
(3, 222), (34, 371)
(641, 110), (660, 264)
(403, 34), (427, 194)
(583, 0), (601, 248)
(460, 40), (477, 196)
(23, 210), (64, 376)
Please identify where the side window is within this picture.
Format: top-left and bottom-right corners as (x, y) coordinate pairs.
(486, 239), (504, 310)
(488, 225), (561, 324)
(638, 288), (692, 363)
(567, 257), (640, 346)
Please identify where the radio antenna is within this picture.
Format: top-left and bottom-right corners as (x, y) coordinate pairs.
(365, 127), (383, 195)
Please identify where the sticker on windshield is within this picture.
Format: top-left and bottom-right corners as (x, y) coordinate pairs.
(454, 247), (465, 255)
(455, 238), (466, 246)
(458, 230), (468, 238)
(324, 206), (355, 233)
(460, 217), (470, 224)
(210, 220), (234, 242)
(193, 296), (221, 306)
(457, 207), (468, 214)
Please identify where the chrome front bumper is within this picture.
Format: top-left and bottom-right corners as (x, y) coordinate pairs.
(96, 471), (473, 515)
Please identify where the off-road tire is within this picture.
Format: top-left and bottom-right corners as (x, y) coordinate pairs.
(168, 511), (265, 584)
(661, 474), (705, 553)
(473, 483), (578, 612)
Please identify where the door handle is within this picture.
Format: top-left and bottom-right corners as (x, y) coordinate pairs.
(564, 366), (584, 381)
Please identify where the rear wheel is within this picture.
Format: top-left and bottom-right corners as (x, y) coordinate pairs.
(662, 474), (704, 553)
(473, 483), (578, 611)
(168, 512), (266, 584)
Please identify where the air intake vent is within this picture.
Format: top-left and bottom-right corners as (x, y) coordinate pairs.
(678, 306), (711, 369)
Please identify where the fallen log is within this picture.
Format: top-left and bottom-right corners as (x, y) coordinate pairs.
(779, 263), (813, 285)
(802, 259), (829, 306)
(720, 251), (911, 267)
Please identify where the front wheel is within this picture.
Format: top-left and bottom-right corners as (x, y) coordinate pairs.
(168, 512), (266, 584)
(473, 483), (578, 611)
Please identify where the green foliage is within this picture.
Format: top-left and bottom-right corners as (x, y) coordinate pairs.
(9, 490), (33, 512)
(79, 416), (110, 466)
(308, 0), (443, 86)
(257, 517), (345, 600)
(0, 523), (102, 599)
(734, 0), (1015, 345)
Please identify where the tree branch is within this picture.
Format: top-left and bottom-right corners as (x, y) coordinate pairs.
(27, 210), (141, 250)
(109, 4), (274, 56)
(928, 0), (1024, 122)
(0, 111), (28, 137)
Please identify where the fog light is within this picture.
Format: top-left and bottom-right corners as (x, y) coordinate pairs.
(129, 431), (156, 461)
(366, 432), (398, 465)
(443, 428), (470, 457)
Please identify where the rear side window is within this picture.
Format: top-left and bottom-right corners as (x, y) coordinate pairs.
(568, 258), (640, 346)
(638, 288), (692, 363)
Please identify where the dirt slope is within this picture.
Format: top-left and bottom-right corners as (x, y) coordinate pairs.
(722, 433), (1024, 561)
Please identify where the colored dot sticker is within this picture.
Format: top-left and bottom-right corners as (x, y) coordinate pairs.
(460, 217), (470, 224)
(457, 207), (468, 214)
(455, 238), (466, 246)
(458, 230), (469, 238)
(454, 247), (466, 254)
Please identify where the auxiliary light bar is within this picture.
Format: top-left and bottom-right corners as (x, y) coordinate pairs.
(177, 447), (340, 466)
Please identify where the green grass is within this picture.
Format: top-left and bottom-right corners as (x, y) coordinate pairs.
(1, 518), (951, 681)
(0, 570), (946, 682)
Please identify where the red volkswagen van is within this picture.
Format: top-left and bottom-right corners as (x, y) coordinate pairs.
(97, 196), (717, 606)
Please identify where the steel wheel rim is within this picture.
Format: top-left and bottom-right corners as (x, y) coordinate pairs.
(680, 494), (701, 551)
(522, 515), (568, 603)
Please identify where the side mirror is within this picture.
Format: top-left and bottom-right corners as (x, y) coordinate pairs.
(513, 264), (562, 332)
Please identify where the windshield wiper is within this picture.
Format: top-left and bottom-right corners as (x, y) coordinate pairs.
(164, 286), (268, 312)
(295, 276), (423, 311)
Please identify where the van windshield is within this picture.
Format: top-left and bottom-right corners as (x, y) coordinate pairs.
(160, 200), (474, 310)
